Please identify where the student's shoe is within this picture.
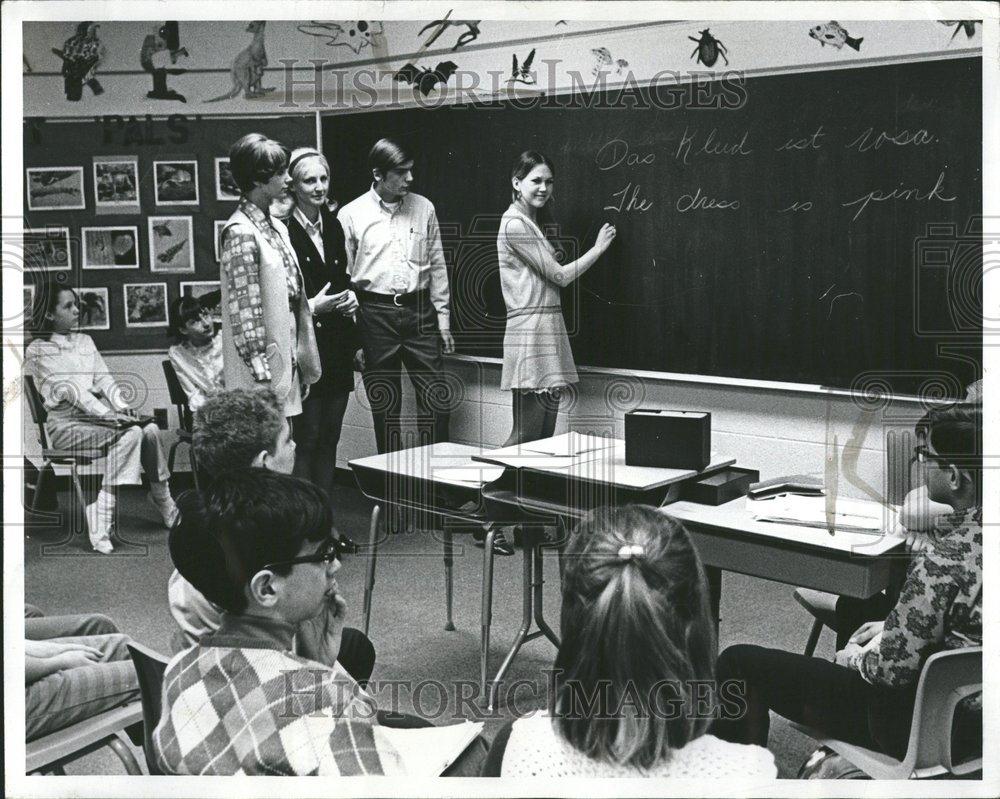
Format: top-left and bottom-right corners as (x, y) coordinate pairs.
(85, 501), (114, 553)
(472, 527), (515, 556)
(148, 492), (179, 528)
(91, 538), (115, 555)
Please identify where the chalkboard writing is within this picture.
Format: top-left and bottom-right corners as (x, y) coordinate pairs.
(336, 58), (982, 394)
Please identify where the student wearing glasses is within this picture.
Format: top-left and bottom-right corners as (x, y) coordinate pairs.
(713, 404), (982, 762)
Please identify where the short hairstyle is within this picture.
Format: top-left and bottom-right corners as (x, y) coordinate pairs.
(228, 133), (290, 195)
(167, 296), (207, 342)
(553, 505), (716, 770)
(916, 403), (982, 493)
(170, 468), (331, 613)
(288, 147), (330, 184)
(368, 138), (412, 176)
(193, 388), (284, 477)
(31, 280), (77, 335)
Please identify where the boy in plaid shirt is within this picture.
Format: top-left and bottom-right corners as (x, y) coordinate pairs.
(154, 469), (400, 775)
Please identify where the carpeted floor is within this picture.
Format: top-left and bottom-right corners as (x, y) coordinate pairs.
(24, 478), (829, 778)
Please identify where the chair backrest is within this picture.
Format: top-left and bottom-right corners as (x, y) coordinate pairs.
(904, 646), (982, 775)
(161, 360), (193, 432)
(23, 375), (52, 448)
(126, 641), (170, 776)
(885, 426), (917, 507)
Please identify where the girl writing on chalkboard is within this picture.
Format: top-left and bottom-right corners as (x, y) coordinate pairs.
(25, 281), (177, 553)
(497, 151), (616, 445)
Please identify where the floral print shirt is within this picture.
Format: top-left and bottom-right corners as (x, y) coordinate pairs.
(220, 198), (302, 382)
(858, 506), (982, 688)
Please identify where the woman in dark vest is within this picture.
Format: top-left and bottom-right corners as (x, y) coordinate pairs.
(283, 147), (362, 503)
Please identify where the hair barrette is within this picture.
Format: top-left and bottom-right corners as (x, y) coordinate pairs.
(617, 544), (644, 561)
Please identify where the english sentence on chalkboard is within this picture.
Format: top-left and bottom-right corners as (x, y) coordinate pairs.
(594, 126), (951, 219)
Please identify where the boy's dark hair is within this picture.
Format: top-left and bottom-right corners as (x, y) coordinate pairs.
(553, 505), (716, 769)
(170, 468), (331, 614)
(192, 388), (284, 477)
(917, 403), (982, 494)
(369, 138), (412, 176)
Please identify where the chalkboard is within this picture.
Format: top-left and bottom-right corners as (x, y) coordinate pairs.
(22, 114), (315, 351)
(323, 57), (982, 395)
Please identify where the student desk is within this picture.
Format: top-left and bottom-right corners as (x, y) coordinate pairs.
(349, 442), (506, 702)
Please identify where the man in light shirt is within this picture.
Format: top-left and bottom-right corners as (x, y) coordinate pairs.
(338, 138), (455, 456)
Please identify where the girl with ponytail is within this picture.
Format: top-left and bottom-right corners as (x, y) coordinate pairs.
(484, 505), (776, 778)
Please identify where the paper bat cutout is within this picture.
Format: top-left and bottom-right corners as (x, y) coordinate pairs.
(394, 61), (458, 96)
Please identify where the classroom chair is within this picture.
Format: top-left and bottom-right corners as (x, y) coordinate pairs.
(26, 701), (144, 775)
(24, 375), (103, 541)
(794, 647), (982, 779)
(792, 427), (917, 655)
(161, 360), (199, 489)
(125, 641), (170, 776)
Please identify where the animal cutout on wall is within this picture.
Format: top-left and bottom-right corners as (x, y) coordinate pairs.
(938, 21), (980, 41)
(591, 47), (629, 77)
(296, 21), (385, 54)
(140, 21), (189, 102)
(688, 29), (729, 67)
(52, 22), (105, 101)
(418, 11), (481, 51)
(808, 22), (864, 51)
(394, 61), (459, 96)
(205, 21), (274, 102)
(508, 49), (537, 85)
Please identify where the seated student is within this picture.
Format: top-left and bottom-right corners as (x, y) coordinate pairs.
(25, 281), (177, 553)
(156, 468), (398, 775)
(25, 604), (140, 741)
(713, 404), (982, 762)
(156, 469), (487, 776)
(167, 387), (372, 684)
(167, 295), (224, 412)
(485, 505), (776, 778)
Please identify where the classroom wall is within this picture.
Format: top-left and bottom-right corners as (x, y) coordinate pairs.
(21, 17), (979, 497)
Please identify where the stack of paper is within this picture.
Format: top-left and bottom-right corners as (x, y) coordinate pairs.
(519, 432), (613, 458)
(376, 720), (484, 777)
(750, 495), (896, 534)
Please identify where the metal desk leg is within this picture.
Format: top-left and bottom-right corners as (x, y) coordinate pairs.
(705, 565), (722, 631)
(362, 504), (381, 637)
(487, 538), (537, 712)
(480, 525), (497, 704)
(443, 529), (455, 631)
(532, 542), (560, 648)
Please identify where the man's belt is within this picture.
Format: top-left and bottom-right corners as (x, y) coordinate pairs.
(355, 288), (430, 308)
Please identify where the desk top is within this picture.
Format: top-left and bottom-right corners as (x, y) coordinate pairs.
(349, 443), (505, 489)
(664, 498), (905, 557)
(472, 433), (736, 490)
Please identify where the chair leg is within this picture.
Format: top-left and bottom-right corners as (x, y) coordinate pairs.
(108, 732), (143, 775)
(480, 525), (497, 707)
(71, 465), (89, 539)
(804, 618), (824, 657)
(190, 446), (200, 490)
(442, 530), (455, 631)
(362, 505), (381, 638)
(167, 440), (179, 474)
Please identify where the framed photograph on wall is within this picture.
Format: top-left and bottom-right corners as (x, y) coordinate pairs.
(214, 220), (228, 261)
(215, 157), (240, 201)
(148, 216), (194, 273)
(77, 286), (110, 330)
(23, 227), (72, 272)
(154, 160), (200, 205)
(180, 280), (222, 322)
(93, 157), (140, 211)
(26, 167), (85, 210)
(23, 284), (35, 327)
(123, 282), (169, 327)
(81, 226), (140, 269)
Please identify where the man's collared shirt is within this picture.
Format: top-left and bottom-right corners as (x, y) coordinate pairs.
(338, 186), (450, 331)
